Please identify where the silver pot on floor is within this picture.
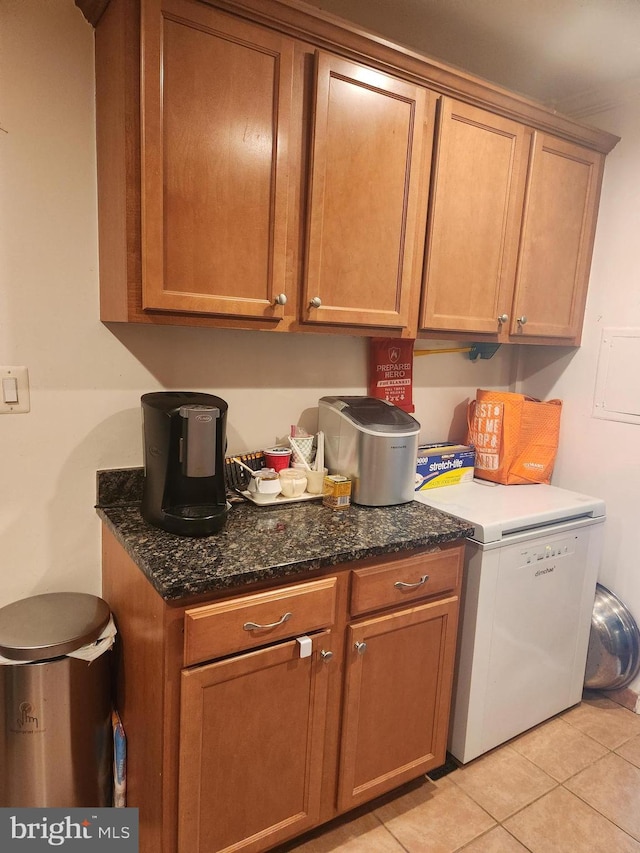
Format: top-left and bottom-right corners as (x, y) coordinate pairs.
(584, 583), (640, 691)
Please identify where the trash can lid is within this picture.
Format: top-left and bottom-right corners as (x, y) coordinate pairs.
(0, 593), (111, 661)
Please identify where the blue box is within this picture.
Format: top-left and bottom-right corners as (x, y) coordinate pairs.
(415, 443), (475, 490)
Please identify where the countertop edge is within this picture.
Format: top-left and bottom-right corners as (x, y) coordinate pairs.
(97, 499), (473, 603)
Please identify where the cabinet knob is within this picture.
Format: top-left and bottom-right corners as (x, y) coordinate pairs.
(320, 649), (333, 661)
(274, 293), (287, 306)
(354, 641), (367, 655)
(309, 296), (322, 309)
(517, 315), (528, 325)
(497, 313), (509, 324)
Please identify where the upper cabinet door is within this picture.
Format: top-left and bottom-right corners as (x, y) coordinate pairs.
(303, 52), (434, 332)
(141, 0), (294, 320)
(510, 133), (605, 342)
(420, 98), (530, 335)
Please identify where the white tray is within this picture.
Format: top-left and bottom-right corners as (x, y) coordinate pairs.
(238, 490), (323, 507)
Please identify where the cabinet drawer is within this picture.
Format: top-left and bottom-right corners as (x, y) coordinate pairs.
(184, 576), (337, 665)
(350, 547), (462, 617)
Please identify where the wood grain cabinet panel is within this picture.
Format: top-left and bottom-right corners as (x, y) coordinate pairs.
(350, 547), (461, 616)
(338, 596), (460, 811)
(183, 576), (337, 665)
(420, 97), (529, 336)
(303, 51), (435, 332)
(179, 633), (332, 853)
(511, 132), (605, 342)
(141, 0), (294, 321)
(419, 98), (606, 345)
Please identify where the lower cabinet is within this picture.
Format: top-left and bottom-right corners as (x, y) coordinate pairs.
(102, 529), (464, 853)
(178, 633), (332, 853)
(338, 597), (459, 812)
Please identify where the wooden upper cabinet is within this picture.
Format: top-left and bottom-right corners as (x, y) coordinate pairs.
(303, 52), (435, 333)
(510, 132), (605, 342)
(94, 0), (616, 337)
(419, 97), (530, 336)
(419, 98), (606, 345)
(140, 0), (293, 321)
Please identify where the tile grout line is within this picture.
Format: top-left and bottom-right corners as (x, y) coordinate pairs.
(278, 697), (640, 851)
(454, 822), (537, 853)
(371, 811), (413, 853)
(459, 744), (640, 850)
(559, 752), (640, 845)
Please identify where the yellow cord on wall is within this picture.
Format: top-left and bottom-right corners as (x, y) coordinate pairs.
(414, 347), (472, 356)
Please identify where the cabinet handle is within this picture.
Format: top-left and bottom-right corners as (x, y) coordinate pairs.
(497, 313), (509, 324)
(320, 649), (333, 661)
(309, 296), (322, 308)
(394, 574), (429, 590)
(274, 293), (287, 306)
(517, 315), (528, 325)
(354, 641), (367, 655)
(243, 612), (292, 631)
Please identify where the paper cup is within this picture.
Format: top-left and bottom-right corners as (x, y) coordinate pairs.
(264, 447), (292, 472)
(290, 435), (314, 465)
(304, 467), (328, 494)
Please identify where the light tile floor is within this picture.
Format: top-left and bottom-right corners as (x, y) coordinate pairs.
(276, 691), (640, 853)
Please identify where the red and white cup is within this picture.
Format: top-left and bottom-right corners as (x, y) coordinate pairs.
(263, 447), (292, 472)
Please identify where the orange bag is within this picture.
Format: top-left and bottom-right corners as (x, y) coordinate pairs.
(466, 389), (562, 485)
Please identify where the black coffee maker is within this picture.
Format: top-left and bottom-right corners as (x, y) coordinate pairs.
(141, 392), (230, 537)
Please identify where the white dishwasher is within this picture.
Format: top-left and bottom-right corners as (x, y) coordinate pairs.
(414, 480), (605, 764)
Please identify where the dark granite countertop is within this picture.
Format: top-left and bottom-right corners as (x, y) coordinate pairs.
(96, 468), (473, 602)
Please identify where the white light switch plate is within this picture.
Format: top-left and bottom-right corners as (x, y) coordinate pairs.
(0, 366), (30, 414)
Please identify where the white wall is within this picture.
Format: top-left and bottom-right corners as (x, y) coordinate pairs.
(0, 0), (513, 610)
(518, 94), (640, 632)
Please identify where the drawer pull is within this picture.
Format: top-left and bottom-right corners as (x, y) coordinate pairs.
(354, 641), (367, 655)
(243, 612), (292, 631)
(394, 574), (429, 590)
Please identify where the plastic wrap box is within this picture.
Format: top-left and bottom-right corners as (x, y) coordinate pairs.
(415, 443), (475, 490)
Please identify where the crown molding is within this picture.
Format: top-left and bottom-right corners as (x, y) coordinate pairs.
(75, 0), (110, 26)
(80, 0), (620, 151)
(553, 76), (640, 120)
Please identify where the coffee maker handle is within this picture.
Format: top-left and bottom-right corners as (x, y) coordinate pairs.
(179, 405), (220, 478)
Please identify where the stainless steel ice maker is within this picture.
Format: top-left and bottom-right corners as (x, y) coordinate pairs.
(318, 396), (420, 506)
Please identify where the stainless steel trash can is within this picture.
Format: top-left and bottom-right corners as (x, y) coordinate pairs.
(0, 592), (113, 807)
